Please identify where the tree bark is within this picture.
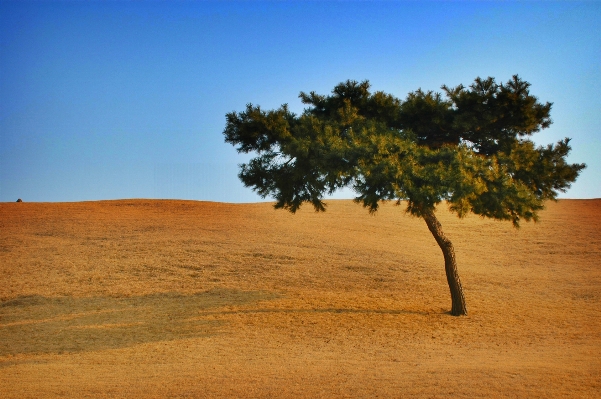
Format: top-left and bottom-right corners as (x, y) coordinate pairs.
(421, 209), (468, 316)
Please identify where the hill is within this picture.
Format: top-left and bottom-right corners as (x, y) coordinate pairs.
(1, 199), (599, 398)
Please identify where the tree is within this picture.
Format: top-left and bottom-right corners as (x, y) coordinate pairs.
(223, 76), (585, 316)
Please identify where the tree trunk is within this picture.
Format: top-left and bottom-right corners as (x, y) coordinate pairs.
(422, 209), (468, 316)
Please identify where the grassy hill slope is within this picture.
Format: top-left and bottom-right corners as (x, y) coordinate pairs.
(1, 199), (599, 398)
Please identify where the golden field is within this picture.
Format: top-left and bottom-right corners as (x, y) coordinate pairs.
(0, 199), (599, 398)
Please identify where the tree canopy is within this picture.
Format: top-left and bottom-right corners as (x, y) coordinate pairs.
(224, 76), (584, 225)
(223, 76), (585, 315)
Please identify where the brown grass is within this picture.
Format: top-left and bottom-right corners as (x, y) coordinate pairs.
(0, 199), (599, 398)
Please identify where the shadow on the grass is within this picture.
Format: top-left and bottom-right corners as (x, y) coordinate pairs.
(0, 289), (277, 357)
(194, 307), (435, 317)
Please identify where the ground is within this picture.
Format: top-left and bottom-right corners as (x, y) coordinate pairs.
(0, 199), (599, 398)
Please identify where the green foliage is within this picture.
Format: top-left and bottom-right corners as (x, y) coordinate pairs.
(224, 76), (585, 226)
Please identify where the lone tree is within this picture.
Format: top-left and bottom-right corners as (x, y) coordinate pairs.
(224, 76), (585, 316)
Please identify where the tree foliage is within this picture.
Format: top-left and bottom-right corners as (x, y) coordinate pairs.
(224, 76), (585, 226)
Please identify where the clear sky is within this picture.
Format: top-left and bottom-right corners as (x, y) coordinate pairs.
(1, 1), (599, 203)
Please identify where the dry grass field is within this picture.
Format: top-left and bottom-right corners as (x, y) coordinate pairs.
(0, 199), (599, 398)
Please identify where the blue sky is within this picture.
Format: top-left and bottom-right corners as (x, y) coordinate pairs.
(1, 1), (599, 203)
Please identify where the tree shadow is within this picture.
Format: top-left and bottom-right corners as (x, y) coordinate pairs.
(193, 307), (434, 317)
(0, 289), (278, 358)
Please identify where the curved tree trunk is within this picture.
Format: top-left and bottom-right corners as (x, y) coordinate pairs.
(422, 209), (468, 316)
